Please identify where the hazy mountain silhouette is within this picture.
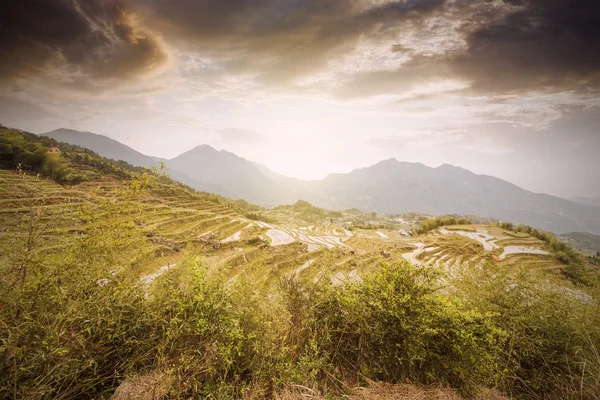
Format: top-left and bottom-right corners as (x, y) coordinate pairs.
(42, 129), (600, 234)
(307, 159), (600, 234)
(568, 196), (600, 208)
(44, 129), (157, 167)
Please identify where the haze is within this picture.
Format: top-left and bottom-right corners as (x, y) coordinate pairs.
(1, 0), (599, 197)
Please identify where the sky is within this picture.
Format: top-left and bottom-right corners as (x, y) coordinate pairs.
(1, 0), (599, 198)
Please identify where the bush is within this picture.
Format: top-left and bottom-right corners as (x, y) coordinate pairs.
(452, 260), (600, 399)
(306, 262), (503, 393)
(413, 216), (472, 235)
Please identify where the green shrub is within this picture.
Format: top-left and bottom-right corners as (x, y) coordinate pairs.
(452, 260), (600, 399)
(413, 216), (472, 235)
(306, 262), (503, 393)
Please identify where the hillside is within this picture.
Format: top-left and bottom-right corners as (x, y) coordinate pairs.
(308, 160), (600, 235)
(39, 129), (309, 205)
(38, 129), (600, 236)
(2, 126), (600, 399)
(559, 232), (600, 255)
(43, 128), (158, 167)
(569, 196), (600, 207)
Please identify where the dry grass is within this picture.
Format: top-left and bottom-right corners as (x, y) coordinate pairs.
(274, 382), (509, 400)
(111, 379), (509, 400)
(111, 372), (169, 400)
(351, 382), (508, 400)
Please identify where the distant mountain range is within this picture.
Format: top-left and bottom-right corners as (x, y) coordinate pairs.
(558, 232), (600, 255)
(42, 128), (600, 235)
(46, 129), (157, 167)
(568, 196), (600, 208)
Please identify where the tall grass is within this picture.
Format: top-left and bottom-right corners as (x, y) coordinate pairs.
(1, 173), (598, 399)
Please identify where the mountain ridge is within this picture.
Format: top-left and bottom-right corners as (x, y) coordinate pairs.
(569, 196), (600, 207)
(39, 128), (600, 234)
(44, 128), (158, 167)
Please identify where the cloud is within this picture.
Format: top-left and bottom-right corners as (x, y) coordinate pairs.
(0, 0), (169, 91)
(3, 0), (600, 100)
(367, 128), (466, 149)
(451, 0), (600, 94)
(134, 0), (449, 87)
(219, 128), (266, 143)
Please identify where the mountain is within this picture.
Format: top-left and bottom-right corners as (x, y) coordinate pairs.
(165, 145), (321, 205)
(41, 129), (203, 188)
(43, 129), (158, 167)
(40, 129), (600, 234)
(251, 161), (288, 181)
(303, 160), (600, 234)
(559, 232), (600, 255)
(164, 145), (272, 202)
(40, 129), (304, 204)
(568, 196), (600, 207)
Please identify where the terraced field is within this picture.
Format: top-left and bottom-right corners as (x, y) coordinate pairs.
(0, 170), (384, 289)
(0, 169), (577, 294)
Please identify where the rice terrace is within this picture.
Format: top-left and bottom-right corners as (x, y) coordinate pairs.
(1, 127), (599, 399)
(2, 1), (600, 398)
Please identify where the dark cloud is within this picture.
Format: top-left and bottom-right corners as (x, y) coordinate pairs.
(452, 0), (600, 94)
(0, 0), (168, 89)
(2, 0), (599, 98)
(327, 0), (600, 99)
(135, 0), (448, 85)
(333, 55), (454, 98)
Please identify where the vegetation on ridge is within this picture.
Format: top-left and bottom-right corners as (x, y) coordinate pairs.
(497, 221), (597, 285)
(413, 216), (472, 235)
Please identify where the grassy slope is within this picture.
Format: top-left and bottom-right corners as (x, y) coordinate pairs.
(1, 127), (599, 399)
(559, 231), (600, 255)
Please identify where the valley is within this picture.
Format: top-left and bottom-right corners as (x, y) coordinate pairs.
(0, 166), (577, 298)
(1, 127), (599, 400)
